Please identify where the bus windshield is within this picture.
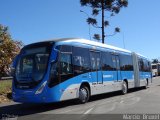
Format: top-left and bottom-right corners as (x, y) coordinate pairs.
(16, 46), (51, 83)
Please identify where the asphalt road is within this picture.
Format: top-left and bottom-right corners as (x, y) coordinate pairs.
(1, 77), (160, 120)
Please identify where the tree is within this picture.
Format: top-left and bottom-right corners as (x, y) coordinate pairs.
(152, 59), (159, 64)
(80, 0), (128, 43)
(0, 24), (23, 77)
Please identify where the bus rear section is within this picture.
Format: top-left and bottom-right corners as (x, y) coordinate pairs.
(132, 52), (152, 87)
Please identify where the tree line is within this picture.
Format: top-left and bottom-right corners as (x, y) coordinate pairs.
(0, 24), (23, 78)
(152, 59), (160, 64)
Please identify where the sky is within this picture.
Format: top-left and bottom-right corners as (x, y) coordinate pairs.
(0, 0), (160, 60)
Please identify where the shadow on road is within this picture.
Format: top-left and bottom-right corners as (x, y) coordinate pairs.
(0, 87), (145, 117)
(0, 100), (78, 116)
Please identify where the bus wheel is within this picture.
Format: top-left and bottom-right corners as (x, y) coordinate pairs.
(79, 86), (90, 103)
(122, 81), (128, 95)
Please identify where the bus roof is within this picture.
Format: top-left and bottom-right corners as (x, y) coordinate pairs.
(26, 38), (149, 59)
(42, 38), (132, 53)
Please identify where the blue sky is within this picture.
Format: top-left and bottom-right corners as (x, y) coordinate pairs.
(0, 0), (160, 60)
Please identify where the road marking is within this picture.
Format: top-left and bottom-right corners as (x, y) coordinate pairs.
(84, 107), (94, 114)
(121, 94), (135, 99)
(120, 100), (124, 103)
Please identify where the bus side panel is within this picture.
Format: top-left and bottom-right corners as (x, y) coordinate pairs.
(139, 71), (152, 87)
(90, 71), (116, 95)
(121, 71), (135, 89)
(139, 71), (146, 86)
(55, 73), (90, 101)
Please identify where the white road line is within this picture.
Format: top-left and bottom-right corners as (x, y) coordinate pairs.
(120, 94), (135, 100)
(84, 107), (94, 114)
(120, 100), (124, 103)
(97, 101), (113, 106)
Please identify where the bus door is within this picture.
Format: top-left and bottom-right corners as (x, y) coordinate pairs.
(90, 51), (103, 84)
(112, 55), (121, 82)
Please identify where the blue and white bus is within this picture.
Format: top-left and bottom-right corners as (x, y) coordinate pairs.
(12, 38), (152, 103)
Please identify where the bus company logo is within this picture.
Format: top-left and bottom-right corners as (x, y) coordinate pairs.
(103, 75), (113, 78)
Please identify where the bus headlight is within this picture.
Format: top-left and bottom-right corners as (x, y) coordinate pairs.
(35, 81), (47, 95)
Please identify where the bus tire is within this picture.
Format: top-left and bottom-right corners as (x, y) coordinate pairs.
(122, 81), (128, 95)
(79, 85), (90, 104)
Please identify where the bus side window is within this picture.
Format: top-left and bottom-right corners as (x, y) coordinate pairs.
(148, 62), (151, 72)
(90, 56), (96, 71)
(72, 47), (90, 75)
(119, 54), (133, 71)
(112, 56), (117, 71)
(144, 60), (151, 72)
(138, 58), (144, 71)
(60, 53), (72, 74)
(58, 45), (73, 82)
(101, 52), (113, 71)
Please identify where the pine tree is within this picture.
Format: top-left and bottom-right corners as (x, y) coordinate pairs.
(80, 0), (128, 43)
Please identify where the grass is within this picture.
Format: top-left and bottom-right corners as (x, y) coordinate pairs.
(0, 80), (12, 95)
(0, 80), (12, 103)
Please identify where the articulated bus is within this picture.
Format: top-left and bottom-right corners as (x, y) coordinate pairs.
(151, 63), (160, 77)
(12, 38), (152, 103)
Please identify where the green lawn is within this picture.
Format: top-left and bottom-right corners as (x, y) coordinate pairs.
(0, 80), (12, 95)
